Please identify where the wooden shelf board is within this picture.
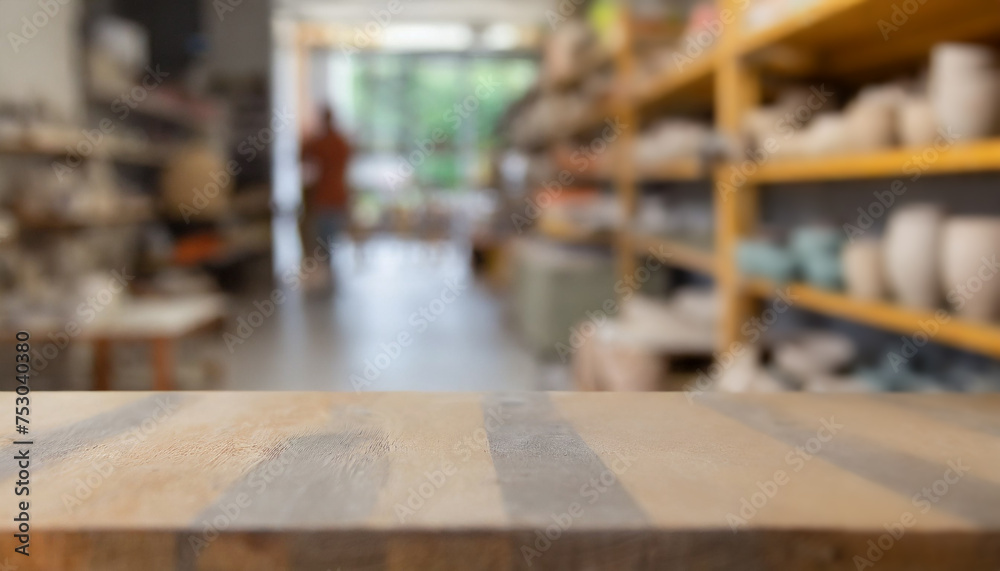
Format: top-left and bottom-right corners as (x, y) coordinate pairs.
(537, 217), (614, 246)
(634, 51), (717, 111)
(745, 278), (1000, 359)
(629, 233), (716, 276)
(737, 0), (1000, 80)
(745, 138), (1000, 184)
(737, 0), (868, 57)
(0, 136), (173, 166)
(16, 215), (153, 231)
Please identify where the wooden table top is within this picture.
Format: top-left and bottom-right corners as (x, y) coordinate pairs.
(2, 392), (998, 570)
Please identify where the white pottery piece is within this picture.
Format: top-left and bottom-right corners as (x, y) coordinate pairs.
(898, 96), (939, 148)
(931, 72), (1000, 142)
(801, 113), (849, 156)
(844, 99), (897, 151)
(931, 43), (996, 72)
(842, 239), (886, 300)
(940, 217), (1000, 321)
(884, 203), (945, 309)
(929, 43), (1000, 142)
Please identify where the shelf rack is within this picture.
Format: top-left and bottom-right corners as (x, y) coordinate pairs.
(744, 279), (1000, 360)
(0, 135), (175, 166)
(599, 0), (1000, 360)
(628, 233), (716, 276)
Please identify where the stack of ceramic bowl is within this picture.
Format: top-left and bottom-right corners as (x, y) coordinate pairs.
(929, 43), (1000, 143)
(790, 226), (844, 290)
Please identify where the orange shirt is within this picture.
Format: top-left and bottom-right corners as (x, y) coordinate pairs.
(302, 130), (352, 210)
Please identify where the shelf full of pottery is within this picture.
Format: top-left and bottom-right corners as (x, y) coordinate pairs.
(739, 43), (1000, 182)
(634, 119), (720, 180)
(737, 205), (1000, 352)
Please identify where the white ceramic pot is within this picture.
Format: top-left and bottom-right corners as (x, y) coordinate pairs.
(842, 239), (886, 300)
(898, 97), (939, 148)
(940, 217), (1000, 321)
(931, 43), (996, 72)
(884, 204), (945, 309)
(929, 44), (1000, 142)
(931, 72), (1000, 142)
(844, 100), (896, 151)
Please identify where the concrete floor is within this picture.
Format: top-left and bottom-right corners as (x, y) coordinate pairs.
(216, 219), (564, 391)
(31, 218), (566, 392)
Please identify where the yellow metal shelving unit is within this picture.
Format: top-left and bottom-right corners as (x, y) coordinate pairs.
(606, 0), (1000, 359)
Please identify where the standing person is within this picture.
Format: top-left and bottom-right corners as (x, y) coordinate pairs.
(300, 107), (353, 293)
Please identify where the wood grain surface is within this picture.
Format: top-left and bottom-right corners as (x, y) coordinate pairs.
(0, 392), (998, 570)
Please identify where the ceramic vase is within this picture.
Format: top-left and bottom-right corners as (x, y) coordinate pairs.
(842, 239), (886, 300)
(884, 204), (944, 309)
(940, 217), (1000, 321)
(929, 43), (1000, 142)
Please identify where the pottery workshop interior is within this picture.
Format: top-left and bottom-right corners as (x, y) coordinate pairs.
(2, 0), (1000, 569)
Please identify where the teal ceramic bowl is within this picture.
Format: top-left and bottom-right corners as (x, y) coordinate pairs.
(737, 240), (797, 284)
(801, 257), (843, 291)
(790, 226), (844, 258)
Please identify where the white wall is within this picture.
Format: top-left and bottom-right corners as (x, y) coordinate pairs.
(0, 0), (83, 123)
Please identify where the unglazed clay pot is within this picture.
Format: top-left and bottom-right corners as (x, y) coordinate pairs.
(884, 204), (945, 309)
(940, 217), (1000, 321)
(842, 239), (886, 300)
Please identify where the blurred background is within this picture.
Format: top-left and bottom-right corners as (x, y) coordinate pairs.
(2, 0), (1000, 394)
